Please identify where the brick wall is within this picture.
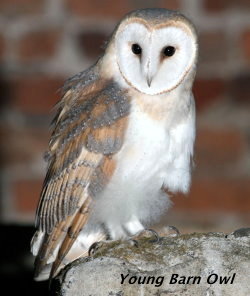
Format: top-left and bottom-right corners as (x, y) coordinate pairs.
(0, 0), (249, 232)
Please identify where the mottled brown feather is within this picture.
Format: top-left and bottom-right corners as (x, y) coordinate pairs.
(49, 156), (117, 278)
(33, 65), (131, 279)
(49, 197), (92, 278)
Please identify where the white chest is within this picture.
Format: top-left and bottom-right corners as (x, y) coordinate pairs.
(114, 104), (171, 184)
(111, 95), (195, 196)
(91, 95), (195, 238)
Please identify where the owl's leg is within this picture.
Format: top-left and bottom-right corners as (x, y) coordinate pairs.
(123, 217), (160, 244)
(88, 240), (114, 256)
(127, 226), (180, 247)
(124, 217), (144, 236)
(88, 218), (144, 255)
(88, 225), (180, 255)
(87, 222), (128, 256)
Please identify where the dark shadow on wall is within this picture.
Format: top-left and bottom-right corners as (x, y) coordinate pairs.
(0, 225), (48, 296)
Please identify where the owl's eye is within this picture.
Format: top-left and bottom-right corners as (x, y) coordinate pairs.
(163, 46), (176, 57)
(131, 44), (142, 55)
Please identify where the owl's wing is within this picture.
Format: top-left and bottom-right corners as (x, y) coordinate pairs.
(33, 65), (131, 279)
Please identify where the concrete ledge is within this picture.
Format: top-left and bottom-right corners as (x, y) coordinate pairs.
(53, 229), (250, 296)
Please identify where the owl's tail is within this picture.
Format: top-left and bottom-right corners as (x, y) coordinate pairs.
(31, 229), (105, 281)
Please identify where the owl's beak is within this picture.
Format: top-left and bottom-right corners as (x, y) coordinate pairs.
(142, 56), (156, 88)
(146, 74), (153, 87)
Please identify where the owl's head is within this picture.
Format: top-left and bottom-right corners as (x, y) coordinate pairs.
(107, 8), (198, 95)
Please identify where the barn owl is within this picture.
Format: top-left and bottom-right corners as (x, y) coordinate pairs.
(31, 8), (198, 281)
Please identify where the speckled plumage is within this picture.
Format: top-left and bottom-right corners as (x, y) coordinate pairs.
(31, 8), (198, 281)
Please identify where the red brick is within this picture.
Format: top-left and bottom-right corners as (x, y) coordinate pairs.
(78, 32), (109, 60)
(9, 76), (65, 114)
(193, 78), (227, 111)
(203, 0), (227, 12)
(242, 30), (250, 63)
(200, 31), (227, 64)
(0, 0), (44, 16)
(0, 127), (49, 168)
(13, 179), (43, 213)
(18, 30), (61, 61)
(173, 177), (250, 213)
(0, 34), (5, 59)
(237, 0), (250, 8)
(67, 0), (180, 18)
(66, 0), (130, 18)
(230, 74), (250, 104)
(195, 128), (247, 173)
(204, 0), (250, 12)
(159, 0), (180, 10)
(132, 0), (180, 11)
(231, 0), (250, 8)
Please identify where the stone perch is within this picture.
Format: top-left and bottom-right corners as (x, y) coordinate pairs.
(52, 229), (250, 296)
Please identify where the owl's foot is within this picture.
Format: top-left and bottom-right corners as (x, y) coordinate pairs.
(88, 240), (112, 256)
(88, 237), (142, 255)
(160, 225), (180, 236)
(130, 228), (160, 244)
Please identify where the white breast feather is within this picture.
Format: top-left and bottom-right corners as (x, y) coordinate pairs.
(90, 90), (195, 239)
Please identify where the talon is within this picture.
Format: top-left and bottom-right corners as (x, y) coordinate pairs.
(127, 239), (139, 247)
(161, 225), (180, 236)
(131, 228), (160, 243)
(88, 241), (101, 256)
(167, 225), (180, 235)
(145, 228), (160, 243)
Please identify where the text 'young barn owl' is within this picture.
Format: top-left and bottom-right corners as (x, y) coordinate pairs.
(31, 8), (198, 281)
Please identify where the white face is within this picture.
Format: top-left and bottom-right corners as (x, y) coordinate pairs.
(115, 22), (197, 95)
